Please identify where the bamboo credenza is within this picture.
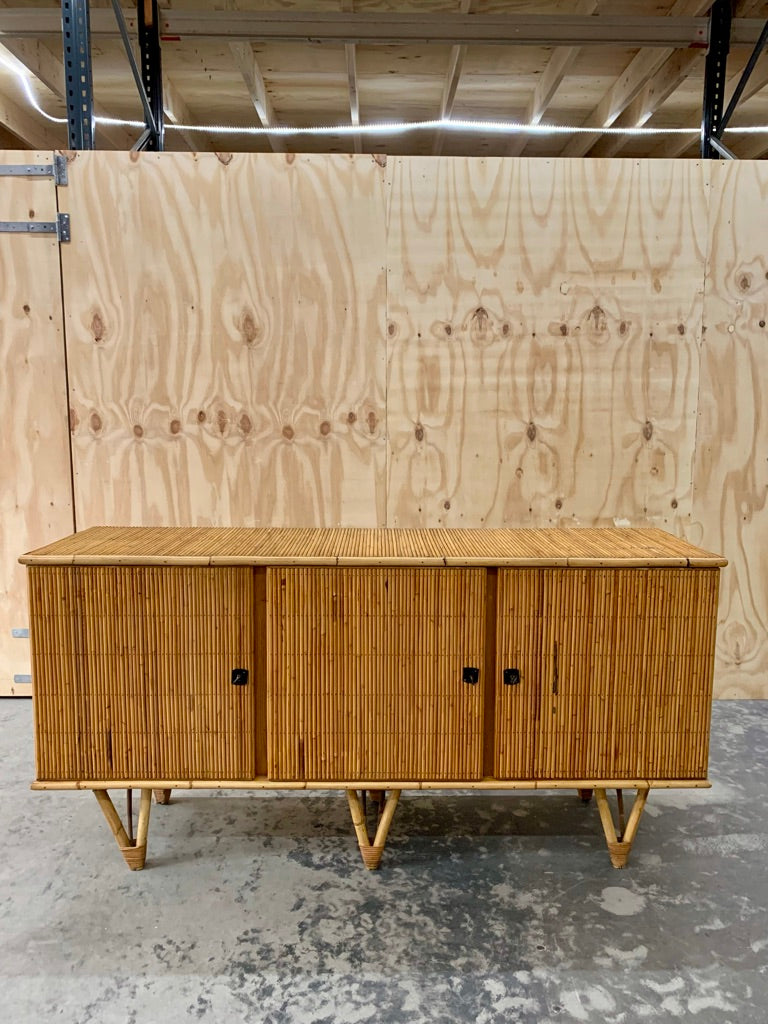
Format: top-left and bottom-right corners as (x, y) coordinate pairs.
(21, 526), (726, 871)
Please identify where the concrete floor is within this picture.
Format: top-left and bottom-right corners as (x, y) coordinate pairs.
(2, 701), (767, 1024)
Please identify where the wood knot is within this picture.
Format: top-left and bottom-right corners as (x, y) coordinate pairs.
(69, 407), (80, 432)
(197, 410), (206, 423)
(559, 323), (568, 336)
(372, 153), (387, 168)
(677, 323), (685, 335)
(443, 500), (451, 510)
(738, 273), (752, 292)
(239, 413), (252, 435)
(170, 419), (181, 435)
(240, 311), (260, 346)
(133, 424), (144, 438)
(215, 152), (233, 166)
(414, 423), (425, 442)
(445, 323), (452, 336)
(282, 425), (295, 440)
(671, 498), (678, 509)
(319, 420), (331, 436)
(588, 305), (607, 332)
(91, 312), (105, 343)
(347, 411), (357, 425)
(216, 410), (228, 434)
(502, 323), (510, 336)
(526, 422), (537, 443)
(472, 306), (488, 325)
(22, 303), (30, 315)
(642, 420), (653, 441)
(387, 322), (396, 337)
(367, 411), (377, 434)
(619, 321), (627, 336)
(555, 498), (562, 510)
(88, 411), (101, 433)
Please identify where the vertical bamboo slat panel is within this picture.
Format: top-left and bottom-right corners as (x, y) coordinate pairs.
(494, 567), (720, 780)
(30, 565), (257, 780)
(267, 567), (486, 781)
(493, 569), (543, 778)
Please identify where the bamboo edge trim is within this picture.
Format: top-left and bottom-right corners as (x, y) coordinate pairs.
(31, 779), (712, 791)
(19, 554), (727, 567)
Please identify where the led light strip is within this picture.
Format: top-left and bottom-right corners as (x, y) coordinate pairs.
(4, 52), (767, 140)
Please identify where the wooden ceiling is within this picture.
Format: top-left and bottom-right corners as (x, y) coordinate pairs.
(0, 0), (767, 157)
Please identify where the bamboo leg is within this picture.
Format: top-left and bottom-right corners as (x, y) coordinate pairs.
(577, 788), (593, 804)
(153, 789), (172, 804)
(93, 789), (152, 870)
(346, 790), (371, 851)
(94, 790), (131, 848)
(346, 789), (401, 870)
(616, 789), (626, 836)
(594, 787), (649, 869)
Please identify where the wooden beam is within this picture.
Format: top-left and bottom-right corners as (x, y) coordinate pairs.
(0, 80), (63, 147)
(12, 10), (768, 48)
(735, 132), (768, 159)
(433, 0), (474, 156)
(0, 37), (136, 150)
(589, 49), (702, 159)
(560, 1), (712, 158)
(635, 0), (766, 159)
(560, 47), (673, 157)
(229, 41), (284, 153)
(650, 31), (768, 158)
(342, 0), (361, 154)
(163, 75), (214, 152)
(508, 0), (597, 157)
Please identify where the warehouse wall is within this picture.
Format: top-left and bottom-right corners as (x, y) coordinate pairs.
(2, 152), (766, 697)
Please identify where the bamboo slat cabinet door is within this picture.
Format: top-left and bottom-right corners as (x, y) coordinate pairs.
(30, 566), (257, 781)
(535, 567), (719, 780)
(142, 567), (257, 780)
(267, 567), (486, 781)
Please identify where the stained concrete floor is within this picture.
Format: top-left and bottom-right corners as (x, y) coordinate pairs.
(2, 700), (767, 1024)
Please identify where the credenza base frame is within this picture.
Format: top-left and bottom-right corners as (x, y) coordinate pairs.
(33, 778), (704, 872)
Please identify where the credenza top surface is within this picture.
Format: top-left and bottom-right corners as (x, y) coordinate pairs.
(20, 526), (727, 568)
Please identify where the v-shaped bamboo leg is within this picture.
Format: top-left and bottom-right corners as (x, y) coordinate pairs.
(94, 789), (152, 870)
(346, 789), (401, 869)
(594, 787), (649, 868)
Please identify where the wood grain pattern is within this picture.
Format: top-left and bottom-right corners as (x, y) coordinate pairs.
(0, 152), (73, 697)
(267, 566), (486, 781)
(386, 157), (709, 535)
(60, 151), (387, 531)
(692, 161), (768, 699)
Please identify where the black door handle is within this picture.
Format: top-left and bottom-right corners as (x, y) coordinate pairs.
(231, 668), (249, 686)
(463, 666), (479, 685)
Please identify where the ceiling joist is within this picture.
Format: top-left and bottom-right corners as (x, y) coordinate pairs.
(229, 41), (285, 153)
(507, 0), (598, 157)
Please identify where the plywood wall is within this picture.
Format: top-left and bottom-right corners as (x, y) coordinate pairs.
(60, 152), (388, 529)
(0, 152), (73, 696)
(387, 158), (709, 531)
(692, 161), (768, 699)
(3, 152), (768, 697)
